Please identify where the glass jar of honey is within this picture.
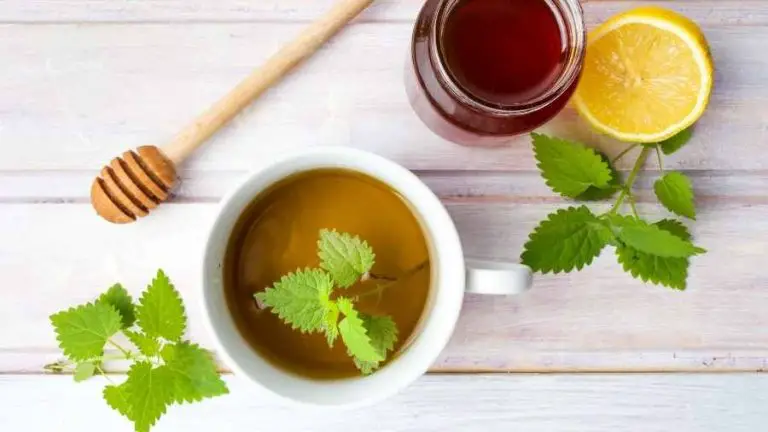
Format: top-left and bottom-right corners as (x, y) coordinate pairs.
(406, 0), (586, 146)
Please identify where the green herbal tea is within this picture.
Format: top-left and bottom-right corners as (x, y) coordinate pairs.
(223, 169), (431, 379)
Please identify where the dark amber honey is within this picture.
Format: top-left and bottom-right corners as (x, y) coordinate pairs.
(442, 0), (565, 106)
(407, 0), (585, 145)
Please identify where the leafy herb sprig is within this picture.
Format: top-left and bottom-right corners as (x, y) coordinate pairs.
(47, 270), (228, 432)
(522, 131), (704, 290)
(256, 229), (418, 375)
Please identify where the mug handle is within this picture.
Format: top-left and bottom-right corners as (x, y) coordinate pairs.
(465, 258), (533, 295)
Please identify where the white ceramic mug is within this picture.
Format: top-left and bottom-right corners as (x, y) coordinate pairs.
(201, 147), (533, 407)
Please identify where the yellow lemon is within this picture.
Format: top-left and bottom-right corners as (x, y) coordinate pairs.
(573, 6), (713, 143)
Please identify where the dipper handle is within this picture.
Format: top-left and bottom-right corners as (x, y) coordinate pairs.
(161, 0), (375, 165)
(91, 0), (374, 224)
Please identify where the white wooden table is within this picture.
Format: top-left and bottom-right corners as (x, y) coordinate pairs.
(2, 1), (768, 430)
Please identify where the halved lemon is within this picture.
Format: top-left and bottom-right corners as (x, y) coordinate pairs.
(573, 6), (713, 143)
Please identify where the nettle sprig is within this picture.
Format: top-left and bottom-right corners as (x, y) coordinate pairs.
(47, 271), (227, 432)
(255, 229), (410, 375)
(521, 131), (704, 290)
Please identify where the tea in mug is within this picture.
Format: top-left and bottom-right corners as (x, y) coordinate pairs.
(223, 169), (431, 379)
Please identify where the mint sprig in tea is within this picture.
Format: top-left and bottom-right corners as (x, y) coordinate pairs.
(223, 169), (431, 378)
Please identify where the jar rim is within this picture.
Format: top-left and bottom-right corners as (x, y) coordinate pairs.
(429, 0), (586, 116)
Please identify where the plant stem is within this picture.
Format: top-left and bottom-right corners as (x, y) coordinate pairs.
(610, 146), (650, 214)
(629, 195), (640, 219)
(95, 364), (115, 384)
(655, 145), (664, 173)
(356, 261), (428, 300)
(366, 272), (397, 282)
(108, 339), (133, 359)
(43, 350), (131, 374)
(611, 143), (639, 164)
(43, 360), (68, 373)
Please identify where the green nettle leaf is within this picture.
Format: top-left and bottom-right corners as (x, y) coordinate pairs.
(576, 152), (622, 201)
(97, 283), (136, 328)
(607, 215), (705, 258)
(136, 270), (187, 342)
(654, 219), (692, 241)
(125, 330), (161, 357)
(522, 128), (704, 291)
(256, 230), (406, 377)
(654, 172), (696, 219)
(318, 229), (376, 288)
(337, 298), (384, 363)
(521, 206), (615, 273)
(353, 315), (398, 375)
(658, 127), (693, 155)
(103, 384), (133, 420)
(616, 220), (692, 290)
(322, 303), (341, 347)
(160, 342), (228, 404)
(74, 361), (96, 382)
(531, 133), (614, 198)
(121, 362), (174, 432)
(254, 268), (335, 333)
(50, 302), (122, 361)
(53, 271), (229, 432)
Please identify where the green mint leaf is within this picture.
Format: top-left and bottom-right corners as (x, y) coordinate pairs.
(531, 133), (613, 198)
(74, 361), (96, 382)
(575, 152), (622, 201)
(255, 268), (335, 333)
(617, 246), (688, 290)
(659, 127), (693, 155)
(318, 229), (375, 288)
(521, 206), (614, 273)
(54, 272), (229, 432)
(125, 330), (161, 357)
(137, 270), (186, 342)
(353, 315), (398, 375)
(576, 184), (621, 201)
(322, 302), (340, 347)
(103, 384), (133, 420)
(50, 302), (122, 361)
(616, 220), (692, 290)
(607, 215), (705, 258)
(654, 172), (696, 219)
(97, 283), (136, 328)
(654, 219), (692, 241)
(336, 298), (384, 363)
(122, 362), (174, 432)
(160, 342), (228, 404)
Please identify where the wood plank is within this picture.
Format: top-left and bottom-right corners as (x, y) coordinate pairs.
(2, 169), (768, 204)
(1, 374), (767, 432)
(0, 22), (764, 172)
(3, 0), (768, 24)
(1, 201), (766, 373)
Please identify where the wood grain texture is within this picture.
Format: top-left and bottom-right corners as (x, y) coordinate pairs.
(160, 0), (375, 165)
(1, 374), (767, 432)
(3, 2), (768, 430)
(3, 1), (768, 24)
(1, 0), (767, 379)
(3, 169), (768, 203)
(2, 199), (766, 373)
(0, 19), (764, 172)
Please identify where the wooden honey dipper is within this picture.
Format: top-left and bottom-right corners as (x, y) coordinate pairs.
(91, 0), (374, 224)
